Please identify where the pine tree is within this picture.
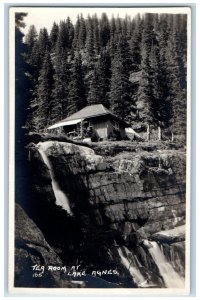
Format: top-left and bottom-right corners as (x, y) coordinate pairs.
(115, 16), (122, 35)
(37, 28), (50, 55)
(72, 15), (80, 51)
(99, 13), (110, 47)
(34, 50), (54, 131)
(150, 37), (173, 140)
(92, 14), (100, 54)
(25, 25), (38, 55)
(117, 34), (131, 73)
(68, 54), (86, 115)
(28, 27), (50, 70)
(87, 67), (100, 105)
(110, 37), (132, 121)
(110, 16), (116, 37)
(66, 17), (74, 50)
(25, 28), (50, 129)
(166, 15), (187, 138)
(15, 12), (29, 132)
(79, 14), (86, 49)
(137, 46), (154, 140)
(138, 13), (174, 140)
(136, 14), (158, 140)
(87, 50), (111, 108)
(50, 22), (59, 50)
(15, 12), (34, 208)
(85, 15), (94, 58)
(56, 21), (69, 52)
(129, 16), (143, 72)
(52, 48), (69, 122)
(137, 16), (154, 140)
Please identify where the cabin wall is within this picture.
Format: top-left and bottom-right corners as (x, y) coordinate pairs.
(119, 127), (126, 138)
(107, 120), (114, 137)
(92, 119), (108, 139)
(107, 120), (126, 139)
(91, 117), (127, 140)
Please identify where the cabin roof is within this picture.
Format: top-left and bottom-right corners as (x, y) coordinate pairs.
(61, 104), (112, 122)
(48, 104), (129, 129)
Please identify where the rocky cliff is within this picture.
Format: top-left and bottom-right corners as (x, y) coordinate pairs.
(15, 139), (186, 288)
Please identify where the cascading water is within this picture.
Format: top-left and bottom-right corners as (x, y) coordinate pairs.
(146, 240), (185, 288)
(117, 246), (150, 288)
(37, 142), (72, 215)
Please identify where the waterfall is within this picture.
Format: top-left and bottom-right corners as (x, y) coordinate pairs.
(117, 247), (150, 288)
(37, 142), (72, 215)
(147, 241), (185, 288)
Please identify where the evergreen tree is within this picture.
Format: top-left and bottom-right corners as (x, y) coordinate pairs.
(25, 28), (50, 129)
(137, 46), (154, 140)
(15, 12), (29, 133)
(85, 15), (94, 58)
(25, 25), (38, 55)
(129, 16), (143, 72)
(87, 67), (100, 106)
(92, 14), (100, 54)
(110, 16), (116, 37)
(88, 50), (111, 108)
(72, 15), (80, 51)
(68, 55), (86, 115)
(115, 16), (122, 35)
(137, 14), (158, 140)
(56, 21), (69, 52)
(28, 27), (50, 70)
(166, 15), (187, 137)
(34, 50), (54, 131)
(15, 12), (34, 209)
(66, 17), (74, 50)
(138, 13), (174, 140)
(79, 14), (86, 49)
(150, 37), (173, 140)
(37, 28), (50, 55)
(116, 34), (131, 73)
(52, 48), (69, 121)
(122, 15), (131, 39)
(50, 22), (59, 49)
(110, 38), (132, 121)
(137, 16), (154, 139)
(99, 13), (110, 47)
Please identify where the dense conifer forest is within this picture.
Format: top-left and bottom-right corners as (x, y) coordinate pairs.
(18, 12), (187, 140)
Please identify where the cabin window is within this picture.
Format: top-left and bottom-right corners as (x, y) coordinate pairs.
(113, 121), (119, 130)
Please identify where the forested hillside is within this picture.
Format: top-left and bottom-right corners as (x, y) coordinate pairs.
(23, 13), (187, 140)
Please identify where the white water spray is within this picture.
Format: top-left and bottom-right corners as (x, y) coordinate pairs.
(37, 142), (72, 215)
(118, 247), (150, 288)
(147, 241), (184, 288)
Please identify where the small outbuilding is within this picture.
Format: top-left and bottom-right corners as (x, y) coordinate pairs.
(47, 104), (129, 140)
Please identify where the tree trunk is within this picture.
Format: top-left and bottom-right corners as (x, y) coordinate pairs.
(158, 126), (162, 141)
(146, 124), (150, 141)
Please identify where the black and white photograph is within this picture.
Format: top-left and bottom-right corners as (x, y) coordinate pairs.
(9, 6), (191, 296)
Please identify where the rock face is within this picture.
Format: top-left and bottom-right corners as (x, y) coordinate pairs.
(17, 140), (186, 288)
(15, 203), (85, 288)
(37, 142), (185, 236)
